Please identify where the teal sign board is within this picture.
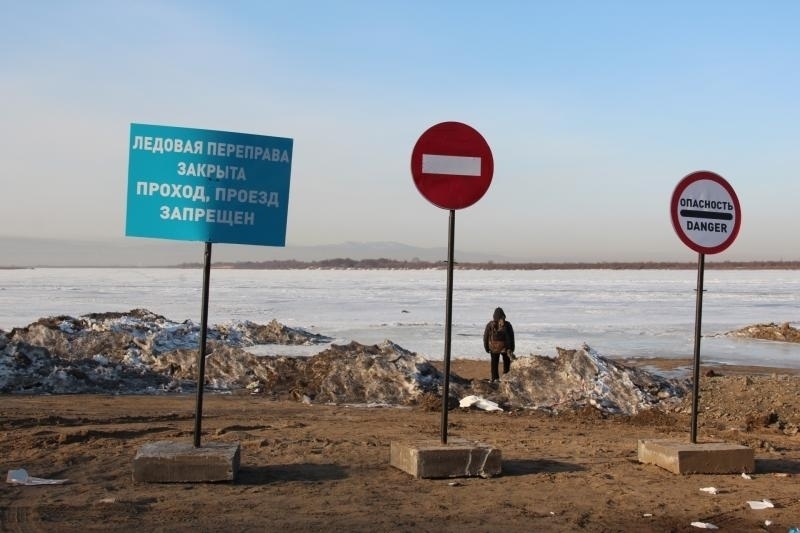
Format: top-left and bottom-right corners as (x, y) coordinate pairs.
(126, 123), (293, 246)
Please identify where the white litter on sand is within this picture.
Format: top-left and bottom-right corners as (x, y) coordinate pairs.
(690, 521), (719, 529)
(747, 499), (774, 510)
(459, 395), (503, 411)
(6, 469), (68, 485)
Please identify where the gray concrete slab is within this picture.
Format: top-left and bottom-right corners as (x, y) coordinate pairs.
(638, 438), (754, 474)
(390, 438), (501, 479)
(133, 440), (240, 483)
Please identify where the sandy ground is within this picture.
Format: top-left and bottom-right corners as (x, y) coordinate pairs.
(2, 359), (800, 532)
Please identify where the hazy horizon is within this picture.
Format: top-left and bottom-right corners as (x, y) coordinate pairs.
(2, 235), (799, 268)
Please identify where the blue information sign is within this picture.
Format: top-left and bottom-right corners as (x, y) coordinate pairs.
(126, 123), (293, 246)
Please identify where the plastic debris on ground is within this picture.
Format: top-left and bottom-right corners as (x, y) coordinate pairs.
(699, 487), (719, 494)
(746, 499), (774, 510)
(6, 469), (68, 485)
(459, 395), (503, 411)
(690, 521), (718, 529)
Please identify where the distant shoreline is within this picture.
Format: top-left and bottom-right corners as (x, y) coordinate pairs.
(4, 260), (800, 270)
(176, 259), (800, 270)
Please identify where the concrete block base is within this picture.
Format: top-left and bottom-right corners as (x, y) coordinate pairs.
(390, 438), (501, 479)
(638, 438), (754, 474)
(133, 440), (240, 483)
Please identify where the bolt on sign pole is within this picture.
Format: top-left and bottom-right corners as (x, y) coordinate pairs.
(670, 171), (741, 444)
(193, 242), (213, 447)
(410, 121), (494, 445)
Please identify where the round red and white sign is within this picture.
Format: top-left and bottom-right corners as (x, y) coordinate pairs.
(410, 121), (494, 210)
(670, 171), (741, 254)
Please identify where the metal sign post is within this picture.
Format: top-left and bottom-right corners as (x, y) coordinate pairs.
(127, 124), (293, 449)
(193, 242), (213, 447)
(670, 171), (741, 443)
(441, 210), (456, 444)
(410, 121), (494, 444)
(690, 252), (705, 443)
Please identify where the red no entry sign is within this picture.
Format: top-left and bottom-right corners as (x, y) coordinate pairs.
(410, 121), (494, 210)
(670, 170), (741, 254)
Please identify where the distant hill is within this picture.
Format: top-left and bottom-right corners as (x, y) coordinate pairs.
(2, 236), (798, 269)
(0, 236), (511, 267)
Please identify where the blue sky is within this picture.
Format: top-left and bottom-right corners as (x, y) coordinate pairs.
(1, 1), (798, 261)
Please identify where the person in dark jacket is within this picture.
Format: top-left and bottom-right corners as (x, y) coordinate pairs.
(483, 307), (515, 382)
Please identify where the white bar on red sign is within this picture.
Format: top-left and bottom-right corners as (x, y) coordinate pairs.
(422, 154), (481, 176)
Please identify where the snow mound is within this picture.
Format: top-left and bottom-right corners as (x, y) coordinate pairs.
(492, 345), (689, 415)
(0, 309), (332, 394)
(7, 308), (331, 361)
(278, 340), (460, 405)
(725, 322), (800, 343)
(1, 310), (688, 414)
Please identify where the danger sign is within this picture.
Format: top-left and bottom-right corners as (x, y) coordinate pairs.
(410, 121), (493, 210)
(670, 171), (741, 254)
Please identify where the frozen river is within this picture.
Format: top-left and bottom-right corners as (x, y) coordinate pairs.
(1, 267), (799, 368)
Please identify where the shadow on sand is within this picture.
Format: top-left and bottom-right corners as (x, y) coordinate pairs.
(237, 463), (348, 485)
(501, 458), (585, 477)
